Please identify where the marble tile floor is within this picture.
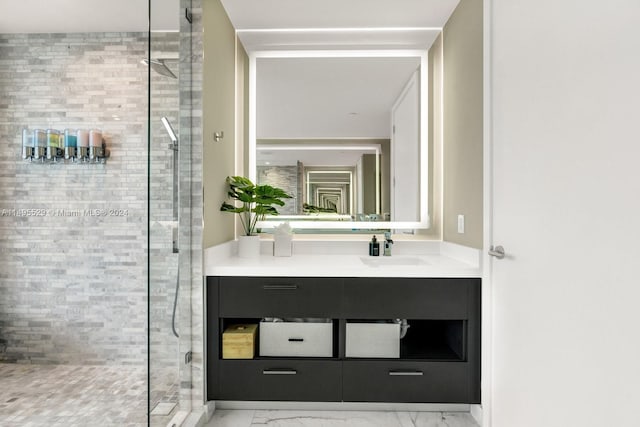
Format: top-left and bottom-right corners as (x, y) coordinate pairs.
(0, 363), (147, 426)
(206, 410), (480, 427)
(0, 363), (179, 427)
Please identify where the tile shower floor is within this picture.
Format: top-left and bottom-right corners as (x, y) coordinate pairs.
(206, 410), (481, 427)
(0, 363), (177, 426)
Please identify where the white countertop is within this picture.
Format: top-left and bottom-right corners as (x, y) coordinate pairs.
(204, 240), (481, 278)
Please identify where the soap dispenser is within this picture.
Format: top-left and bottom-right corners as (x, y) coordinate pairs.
(383, 231), (394, 256)
(369, 235), (380, 256)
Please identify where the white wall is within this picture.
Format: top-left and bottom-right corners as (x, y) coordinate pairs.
(203, 0), (238, 247)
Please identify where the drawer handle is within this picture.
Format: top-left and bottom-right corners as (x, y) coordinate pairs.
(263, 369), (297, 375)
(389, 370), (424, 376)
(262, 284), (299, 290)
(288, 338), (304, 342)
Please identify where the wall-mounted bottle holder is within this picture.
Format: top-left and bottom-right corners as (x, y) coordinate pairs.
(22, 128), (110, 164)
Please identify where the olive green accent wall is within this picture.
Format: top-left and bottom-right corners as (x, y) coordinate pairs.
(203, 0), (238, 247)
(442, 0), (483, 248)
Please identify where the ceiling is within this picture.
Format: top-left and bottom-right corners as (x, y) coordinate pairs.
(0, 0), (459, 42)
(220, 0), (460, 30)
(0, 0), (179, 33)
(223, 0), (460, 51)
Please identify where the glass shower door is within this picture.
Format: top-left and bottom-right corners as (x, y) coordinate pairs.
(148, 3), (193, 425)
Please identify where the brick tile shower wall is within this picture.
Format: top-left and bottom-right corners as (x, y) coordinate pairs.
(0, 32), (177, 366)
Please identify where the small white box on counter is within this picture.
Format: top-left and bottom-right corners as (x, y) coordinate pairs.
(273, 222), (293, 257)
(273, 235), (292, 257)
(260, 320), (333, 357)
(345, 321), (400, 358)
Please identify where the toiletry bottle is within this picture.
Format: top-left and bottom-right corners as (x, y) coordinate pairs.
(383, 231), (393, 256)
(369, 235), (380, 256)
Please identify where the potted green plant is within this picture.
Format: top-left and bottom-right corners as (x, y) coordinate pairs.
(220, 176), (292, 257)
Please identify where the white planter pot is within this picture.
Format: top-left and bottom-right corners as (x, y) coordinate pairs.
(237, 235), (261, 258)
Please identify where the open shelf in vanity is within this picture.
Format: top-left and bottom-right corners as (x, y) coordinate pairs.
(206, 276), (480, 404)
(397, 319), (466, 360)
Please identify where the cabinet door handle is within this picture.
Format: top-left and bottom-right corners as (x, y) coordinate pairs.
(263, 369), (297, 375)
(288, 338), (304, 342)
(262, 284), (298, 290)
(389, 370), (424, 376)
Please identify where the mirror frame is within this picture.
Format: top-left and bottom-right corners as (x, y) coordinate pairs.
(249, 49), (429, 230)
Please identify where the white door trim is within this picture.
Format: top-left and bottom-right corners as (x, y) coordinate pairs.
(481, 0), (494, 426)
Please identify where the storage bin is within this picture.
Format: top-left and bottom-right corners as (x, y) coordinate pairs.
(260, 320), (332, 357)
(222, 324), (257, 359)
(345, 321), (400, 358)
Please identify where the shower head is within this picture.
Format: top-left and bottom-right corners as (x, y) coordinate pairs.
(161, 117), (178, 145)
(141, 58), (177, 79)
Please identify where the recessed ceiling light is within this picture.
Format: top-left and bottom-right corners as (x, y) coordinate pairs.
(348, 112), (359, 116)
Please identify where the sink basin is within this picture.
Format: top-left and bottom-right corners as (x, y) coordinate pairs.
(360, 256), (428, 267)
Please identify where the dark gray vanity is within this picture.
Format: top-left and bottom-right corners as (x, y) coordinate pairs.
(206, 276), (480, 404)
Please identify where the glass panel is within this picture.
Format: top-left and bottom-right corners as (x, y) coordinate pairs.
(149, 30), (182, 425)
(149, 1), (193, 425)
(0, 4), (150, 426)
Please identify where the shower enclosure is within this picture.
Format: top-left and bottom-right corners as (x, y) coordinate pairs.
(0, 1), (196, 426)
(148, 11), (195, 422)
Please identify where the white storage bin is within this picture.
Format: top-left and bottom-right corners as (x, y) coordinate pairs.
(345, 321), (400, 358)
(260, 320), (333, 357)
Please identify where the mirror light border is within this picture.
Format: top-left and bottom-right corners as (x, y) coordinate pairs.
(248, 49), (429, 230)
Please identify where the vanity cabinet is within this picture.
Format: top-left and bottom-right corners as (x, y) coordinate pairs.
(342, 361), (468, 403)
(206, 276), (480, 404)
(343, 277), (471, 319)
(218, 359), (342, 401)
(219, 276), (342, 318)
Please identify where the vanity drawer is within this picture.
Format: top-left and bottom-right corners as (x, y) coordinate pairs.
(219, 277), (342, 317)
(342, 361), (469, 403)
(343, 278), (474, 319)
(260, 320), (333, 357)
(345, 321), (400, 358)
(217, 360), (342, 401)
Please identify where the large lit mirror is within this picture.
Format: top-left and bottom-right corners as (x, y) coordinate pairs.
(249, 50), (429, 230)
